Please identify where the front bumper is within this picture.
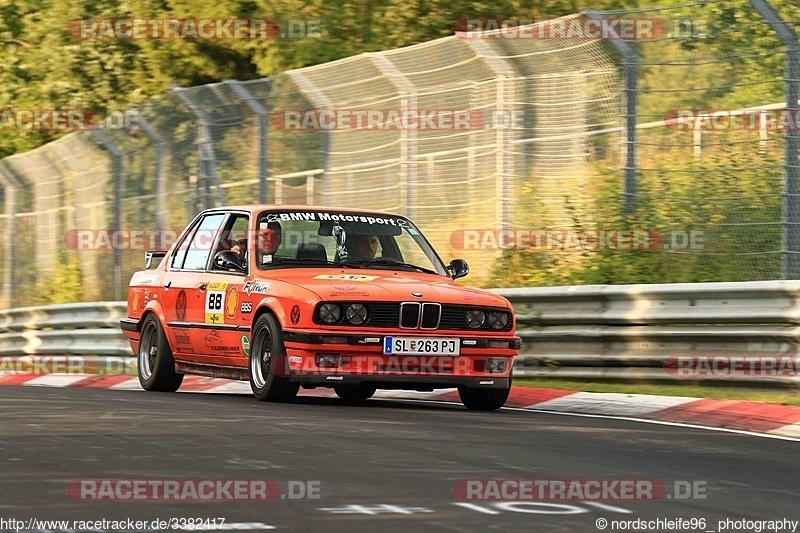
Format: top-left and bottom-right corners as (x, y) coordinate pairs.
(291, 374), (511, 390)
(281, 329), (519, 388)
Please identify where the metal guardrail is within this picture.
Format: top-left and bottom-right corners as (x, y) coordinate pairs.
(493, 281), (800, 387)
(0, 302), (131, 356)
(3, 281), (800, 388)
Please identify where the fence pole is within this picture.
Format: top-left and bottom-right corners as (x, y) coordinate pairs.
(0, 164), (21, 308)
(226, 80), (270, 203)
(366, 54), (417, 219)
(172, 86), (224, 210)
(584, 10), (640, 214)
(749, 0), (800, 279)
(286, 71), (333, 206)
(91, 130), (123, 301)
(135, 115), (167, 242)
(462, 39), (516, 234)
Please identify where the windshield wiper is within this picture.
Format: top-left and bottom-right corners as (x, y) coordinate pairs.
(353, 258), (439, 275)
(267, 258), (358, 268)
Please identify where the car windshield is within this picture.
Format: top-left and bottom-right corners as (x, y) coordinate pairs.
(255, 210), (448, 275)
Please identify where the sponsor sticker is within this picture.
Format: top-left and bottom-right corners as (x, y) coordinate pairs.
(176, 290), (187, 322)
(132, 273), (158, 285)
(241, 335), (251, 356)
(290, 305), (301, 324)
(288, 356), (303, 364)
(174, 328), (194, 353)
(226, 287), (239, 319)
(243, 280), (271, 295)
(241, 302), (253, 314)
(313, 274), (379, 282)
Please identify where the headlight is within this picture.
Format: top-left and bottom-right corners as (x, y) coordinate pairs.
(465, 309), (486, 329)
(345, 303), (368, 325)
(487, 311), (509, 330)
(319, 303), (342, 324)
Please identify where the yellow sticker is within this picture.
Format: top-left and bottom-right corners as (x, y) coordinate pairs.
(312, 274), (379, 282)
(205, 282), (229, 324)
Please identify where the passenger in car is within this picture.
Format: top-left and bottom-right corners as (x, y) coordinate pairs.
(351, 234), (379, 261)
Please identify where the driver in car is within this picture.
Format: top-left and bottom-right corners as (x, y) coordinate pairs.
(258, 221), (282, 265)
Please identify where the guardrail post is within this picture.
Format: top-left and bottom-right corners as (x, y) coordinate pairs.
(226, 80), (270, 203)
(172, 85), (225, 211)
(749, 0), (800, 279)
(584, 10), (640, 214)
(90, 129), (123, 301)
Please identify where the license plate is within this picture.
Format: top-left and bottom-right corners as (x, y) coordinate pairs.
(383, 337), (460, 356)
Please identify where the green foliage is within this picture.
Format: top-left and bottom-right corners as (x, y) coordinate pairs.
(27, 253), (85, 305)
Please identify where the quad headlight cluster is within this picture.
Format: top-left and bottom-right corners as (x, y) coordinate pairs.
(318, 303), (368, 325)
(465, 309), (510, 330)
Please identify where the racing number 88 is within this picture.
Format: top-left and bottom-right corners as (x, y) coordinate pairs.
(208, 293), (223, 310)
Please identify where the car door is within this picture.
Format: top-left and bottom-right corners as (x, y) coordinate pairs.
(162, 212), (227, 362)
(193, 212), (252, 367)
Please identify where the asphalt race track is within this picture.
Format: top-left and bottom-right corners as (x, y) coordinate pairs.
(1, 386), (798, 532)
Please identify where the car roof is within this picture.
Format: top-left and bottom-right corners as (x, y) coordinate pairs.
(203, 205), (406, 218)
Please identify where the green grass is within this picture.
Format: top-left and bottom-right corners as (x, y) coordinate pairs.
(514, 378), (800, 407)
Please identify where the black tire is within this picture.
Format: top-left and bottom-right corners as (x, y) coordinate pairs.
(457, 386), (510, 411)
(249, 314), (300, 402)
(138, 314), (183, 392)
(334, 385), (377, 401)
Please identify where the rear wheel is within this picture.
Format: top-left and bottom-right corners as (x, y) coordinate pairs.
(138, 315), (183, 392)
(457, 386), (510, 411)
(249, 314), (299, 402)
(334, 385), (377, 401)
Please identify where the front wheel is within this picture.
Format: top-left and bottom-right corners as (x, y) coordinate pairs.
(334, 385), (377, 401)
(138, 315), (183, 392)
(249, 314), (299, 402)
(457, 386), (510, 411)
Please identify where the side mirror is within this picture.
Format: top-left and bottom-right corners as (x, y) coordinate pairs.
(447, 259), (469, 279)
(214, 251), (246, 273)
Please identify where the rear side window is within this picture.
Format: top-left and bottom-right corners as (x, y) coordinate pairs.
(179, 214), (226, 270)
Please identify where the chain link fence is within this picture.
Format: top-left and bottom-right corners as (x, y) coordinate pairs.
(0, 0), (797, 307)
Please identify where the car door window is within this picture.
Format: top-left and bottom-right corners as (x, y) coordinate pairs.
(213, 214), (250, 272)
(182, 214), (226, 270)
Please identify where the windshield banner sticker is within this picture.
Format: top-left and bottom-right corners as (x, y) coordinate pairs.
(265, 211), (408, 226)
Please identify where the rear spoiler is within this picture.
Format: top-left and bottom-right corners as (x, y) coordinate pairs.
(145, 250), (168, 269)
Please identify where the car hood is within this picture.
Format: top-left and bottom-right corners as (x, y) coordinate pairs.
(264, 268), (509, 308)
